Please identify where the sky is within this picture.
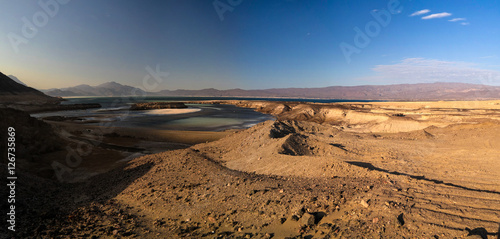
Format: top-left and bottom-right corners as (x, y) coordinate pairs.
(1, 0), (499, 91)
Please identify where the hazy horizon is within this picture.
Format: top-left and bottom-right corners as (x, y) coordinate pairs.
(34, 80), (500, 93)
(2, 0), (500, 91)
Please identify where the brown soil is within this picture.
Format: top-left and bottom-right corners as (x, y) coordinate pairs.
(1, 100), (500, 238)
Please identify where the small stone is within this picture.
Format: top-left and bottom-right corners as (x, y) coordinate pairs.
(372, 217), (379, 223)
(397, 213), (405, 226)
(207, 216), (216, 223)
(112, 230), (118, 235)
(319, 223), (332, 229)
(360, 200), (369, 208)
(298, 213), (316, 226)
(293, 206), (305, 217)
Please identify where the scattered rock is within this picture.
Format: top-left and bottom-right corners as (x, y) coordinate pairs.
(264, 233), (273, 238)
(291, 215), (300, 221)
(397, 213), (405, 226)
(298, 213), (316, 226)
(207, 217), (217, 223)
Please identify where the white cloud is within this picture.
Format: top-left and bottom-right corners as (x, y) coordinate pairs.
(449, 18), (466, 22)
(421, 12), (452, 20)
(410, 9), (430, 17)
(480, 55), (497, 59)
(461, 22), (470, 26)
(365, 58), (500, 85)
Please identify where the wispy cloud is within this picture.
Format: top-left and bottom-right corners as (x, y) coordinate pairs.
(448, 18), (466, 22)
(422, 12), (452, 20)
(461, 22), (470, 26)
(480, 55), (497, 59)
(409, 9), (430, 17)
(364, 58), (500, 85)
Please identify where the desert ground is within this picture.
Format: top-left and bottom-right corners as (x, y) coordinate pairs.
(1, 100), (500, 238)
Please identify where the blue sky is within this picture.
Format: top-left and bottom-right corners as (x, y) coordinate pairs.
(1, 0), (499, 91)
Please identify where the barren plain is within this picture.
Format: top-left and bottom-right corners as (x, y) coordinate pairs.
(1, 100), (500, 238)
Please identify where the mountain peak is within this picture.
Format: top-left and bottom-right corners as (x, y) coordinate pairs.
(98, 81), (123, 87)
(45, 81), (145, 97)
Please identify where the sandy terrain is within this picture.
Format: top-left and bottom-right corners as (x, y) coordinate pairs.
(1, 100), (499, 238)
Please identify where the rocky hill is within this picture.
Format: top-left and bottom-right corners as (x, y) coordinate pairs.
(0, 72), (60, 104)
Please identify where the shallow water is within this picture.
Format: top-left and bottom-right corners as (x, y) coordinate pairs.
(32, 98), (276, 131)
(33, 96), (381, 131)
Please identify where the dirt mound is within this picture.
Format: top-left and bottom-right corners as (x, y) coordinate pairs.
(37, 148), (386, 238)
(271, 121), (333, 156)
(279, 134), (314, 156)
(269, 120), (297, 138)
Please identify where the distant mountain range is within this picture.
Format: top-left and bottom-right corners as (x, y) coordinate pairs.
(0, 72), (60, 104)
(43, 82), (146, 97)
(44, 81), (500, 101)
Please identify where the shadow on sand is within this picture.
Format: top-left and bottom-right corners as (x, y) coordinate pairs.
(1, 160), (154, 238)
(465, 227), (500, 239)
(346, 161), (500, 195)
(347, 161), (500, 239)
